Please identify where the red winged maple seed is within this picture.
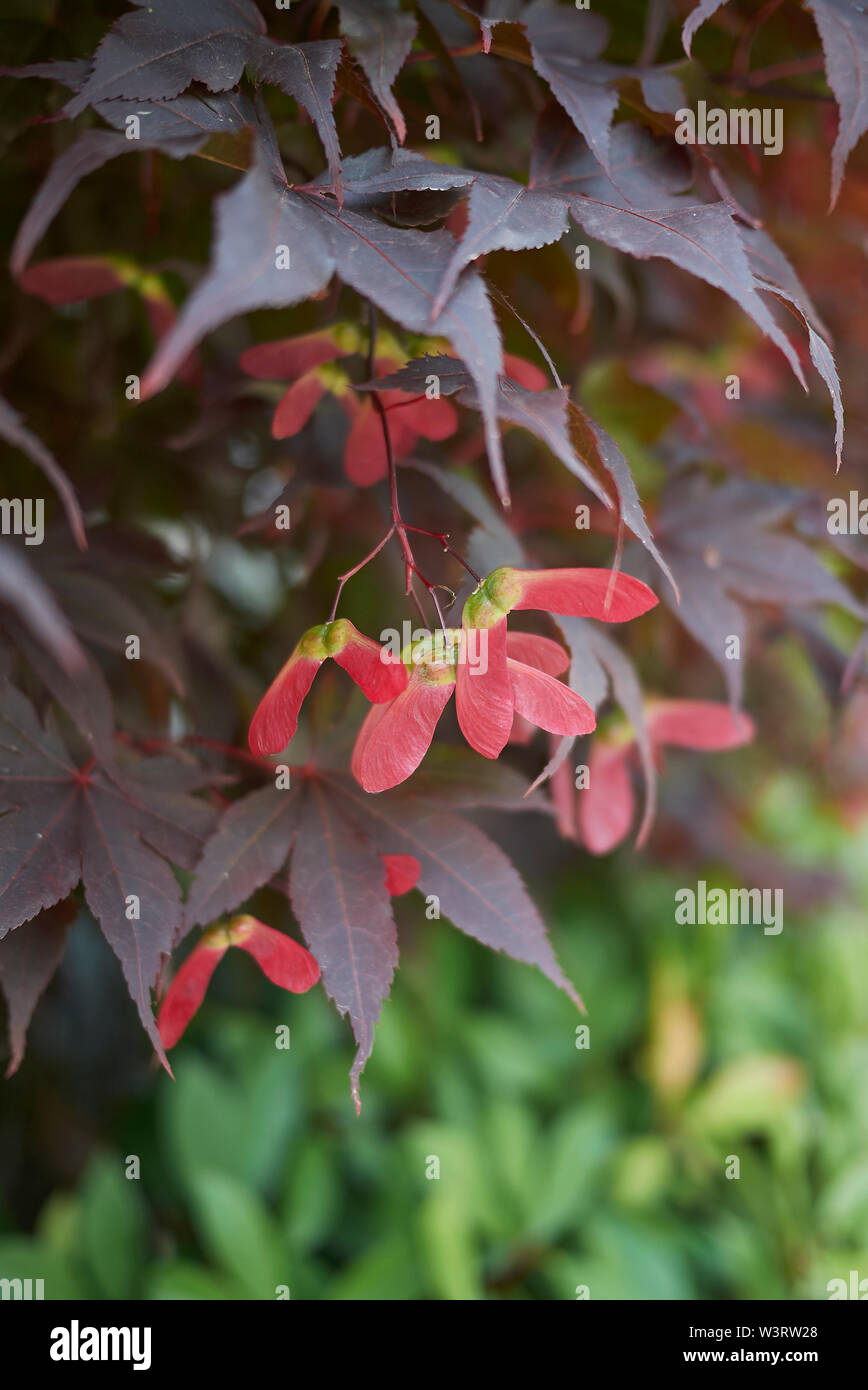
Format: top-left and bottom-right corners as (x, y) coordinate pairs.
(158, 915), (320, 1049)
(503, 631), (570, 675)
(239, 325), (362, 381)
(455, 610), (514, 759)
(579, 699), (755, 855)
(352, 651), (457, 793)
(272, 373), (328, 439)
(239, 331), (457, 485)
(344, 391), (457, 486)
(352, 629), (595, 792)
(463, 566), (659, 627)
(249, 619), (407, 756)
(382, 853), (421, 895)
(453, 565), (658, 761)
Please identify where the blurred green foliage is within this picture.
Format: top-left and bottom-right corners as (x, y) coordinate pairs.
(2, 769), (866, 1301)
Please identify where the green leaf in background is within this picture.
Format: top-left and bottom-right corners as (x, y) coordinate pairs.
(328, 1234), (423, 1301)
(162, 1045), (298, 1197)
(280, 1138), (339, 1252)
(146, 1261), (243, 1300)
(419, 1187), (483, 1301)
(526, 1104), (617, 1242)
(0, 1238), (83, 1301)
(687, 1054), (807, 1139)
(189, 1170), (287, 1300)
(80, 1153), (146, 1300)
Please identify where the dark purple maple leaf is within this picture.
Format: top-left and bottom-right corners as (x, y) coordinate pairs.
(0, 899), (76, 1076)
(336, 0), (417, 144)
(248, 39), (343, 195)
(9, 94), (242, 277)
(64, 0), (266, 116)
(0, 683), (217, 1068)
(429, 113), (810, 397)
(289, 778), (398, 1114)
(523, 0), (619, 174)
(807, 0), (868, 207)
(182, 749), (581, 1109)
(184, 783), (300, 933)
(335, 774), (582, 1008)
(140, 150), (508, 500)
(653, 477), (866, 704)
(0, 397), (85, 550)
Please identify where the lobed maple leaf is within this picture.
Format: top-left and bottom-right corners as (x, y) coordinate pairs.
(139, 147), (509, 500)
(652, 477), (866, 704)
(0, 683), (217, 1069)
(523, 0), (620, 175)
(178, 746), (582, 1110)
(54, 0), (342, 190)
(426, 112), (811, 399)
(807, 0), (868, 208)
(336, 0), (417, 144)
(683, 0), (868, 208)
(332, 774), (583, 1055)
(10, 94), (252, 277)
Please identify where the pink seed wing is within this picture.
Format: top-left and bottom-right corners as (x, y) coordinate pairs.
(506, 631), (570, 675)
(647, 700), (754, 750)
(272, 374), (326, 439)
(350, 699), (391, 780)
(389, 393), (458, 442)
(351, 672), (454, 792)
(236, 920), (321, 992)
(248, 653), (321, 755)
(382, 853), (421, 895)
(343, 398), (389, 485)
(455, 617), (513, 759)
(508, 710), (537, 745)
(239, 331), (348, 380)
(157, 941), (225, 1049)
(508, 659), (596, 736)
(511, 569), (658, 622)
(19, 256), (124, 305)
(333, 626), (408, 702)
(578, 742), (636, 855)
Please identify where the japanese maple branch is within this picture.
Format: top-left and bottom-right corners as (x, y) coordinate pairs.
(328, 304), (484, 626)
(328, 525), (395, 622)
